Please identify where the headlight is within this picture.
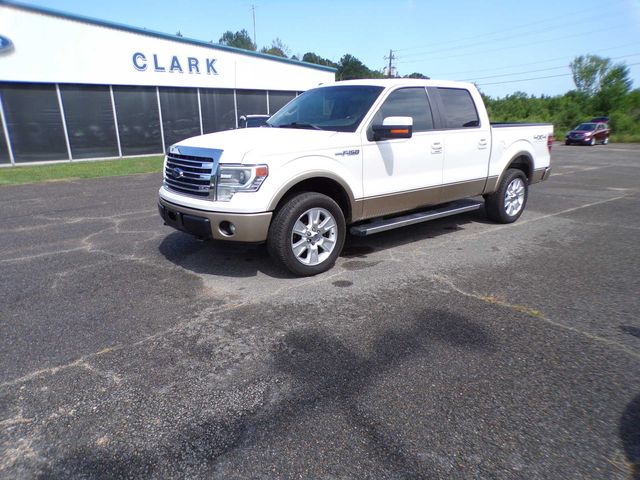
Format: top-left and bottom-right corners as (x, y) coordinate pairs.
(215, 164), (268, 201)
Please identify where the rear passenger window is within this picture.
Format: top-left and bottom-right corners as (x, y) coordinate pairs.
(437, 88), (479, 129)
(374, 87), (434, 132)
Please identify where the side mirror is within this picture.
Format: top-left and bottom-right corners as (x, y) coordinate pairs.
(372, 116), (413, 140)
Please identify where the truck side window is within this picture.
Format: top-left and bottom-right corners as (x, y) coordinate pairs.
(437, 88), (479, 128)
(374, 87), (434, 132)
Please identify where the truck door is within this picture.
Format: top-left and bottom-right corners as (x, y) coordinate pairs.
(429, 87), (491, 203)
(361, 87), (443, 218)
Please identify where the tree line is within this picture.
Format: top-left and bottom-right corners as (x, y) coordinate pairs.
(483, 55), (639, 141)
(216, 29), (428, 81)
(217, 30), (639, 141)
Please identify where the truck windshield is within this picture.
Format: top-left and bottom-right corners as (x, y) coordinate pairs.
(267, 85), (384, 132)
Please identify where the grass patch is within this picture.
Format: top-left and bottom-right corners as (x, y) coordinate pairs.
(0, 156), (164, 186)
(610, 133), (640, 143)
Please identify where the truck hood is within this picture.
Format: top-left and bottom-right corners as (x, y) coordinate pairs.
(173, 128), (355, 163)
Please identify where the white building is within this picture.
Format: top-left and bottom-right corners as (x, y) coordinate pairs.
(0, 1), (335, 164)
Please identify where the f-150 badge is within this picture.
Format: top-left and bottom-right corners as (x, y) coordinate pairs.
(335, 149), (360, 157)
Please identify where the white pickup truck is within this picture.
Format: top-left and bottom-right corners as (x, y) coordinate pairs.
(158, 79), (553, 276)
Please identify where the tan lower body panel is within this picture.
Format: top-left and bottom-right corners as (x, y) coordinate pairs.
(530, 167), (550, 184)
(159, 198), (272, 242)
(440, 178), (486, 204)
(485, 167), (550, 194)
(357, 178), (486, 221)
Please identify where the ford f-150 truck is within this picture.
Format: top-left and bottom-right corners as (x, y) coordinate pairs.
(158, 79), (553, 276)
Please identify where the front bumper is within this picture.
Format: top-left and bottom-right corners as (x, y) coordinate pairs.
(158, 198), (272, 243)
(566, 137), (591, 144)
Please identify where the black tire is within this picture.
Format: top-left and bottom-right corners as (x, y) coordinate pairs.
(565, 140), (570, 145)
(267, 192), (346, 276)
(484, 169), (528, 224)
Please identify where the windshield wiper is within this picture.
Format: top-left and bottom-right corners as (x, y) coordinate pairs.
(276, 122), (322, 130)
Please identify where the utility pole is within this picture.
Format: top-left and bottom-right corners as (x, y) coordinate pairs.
(251, 5), (257, 48)
(384, 49), (396, 78)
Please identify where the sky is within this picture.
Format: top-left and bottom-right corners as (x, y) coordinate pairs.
(20, 0), (640, 98)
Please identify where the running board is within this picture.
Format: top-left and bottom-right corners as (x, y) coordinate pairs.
(350, 199), (483, 237)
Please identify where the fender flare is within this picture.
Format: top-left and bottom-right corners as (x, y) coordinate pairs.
(484, 151), (534, 194)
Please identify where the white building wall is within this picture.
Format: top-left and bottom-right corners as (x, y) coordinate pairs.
(0, 5), (335, 90)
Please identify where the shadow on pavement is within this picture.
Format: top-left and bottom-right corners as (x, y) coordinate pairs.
(158, 209), (485, 279)
(39, 309), (493, 478)
(620, 393), (640, 480)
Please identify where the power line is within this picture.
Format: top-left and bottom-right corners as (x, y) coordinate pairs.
(476, 61), (640, 86)
(429, 42), (640, 77)
(396, 22), (630, 64)
(399, 13), (626, 60)
(394, 1), (628, 54)
(462, 53), (640, 82)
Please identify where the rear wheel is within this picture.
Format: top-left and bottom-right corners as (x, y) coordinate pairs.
(603, 137), (609, 145)
(267, 192), (346, 276)
(485, 169), (528, 223)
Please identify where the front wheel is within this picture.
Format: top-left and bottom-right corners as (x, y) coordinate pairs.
(589, 137), (596, 146)
(484, 169), (528, 224)
(268, 192), (346, 276)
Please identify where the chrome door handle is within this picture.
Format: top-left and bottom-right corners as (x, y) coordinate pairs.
(478, 139), (488, 149)
(431, 142), (442, 154)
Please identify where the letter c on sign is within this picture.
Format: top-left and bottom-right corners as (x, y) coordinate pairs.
(132, 52), (147, 71)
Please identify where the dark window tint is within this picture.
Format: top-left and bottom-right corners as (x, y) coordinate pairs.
(112, 86), (162, 156)
(0, 83), (68, 162)
(159, 87), (200, 147)
(374, 87), (433, 132)
(236, 90), (268, 121)
(60, 84), (118, 159)
(269, 91), (296, 114)
(200, 88), (236, 133)
(269, 85), (383, 132)
(0, 111), (9, 164)
(437, 88), (479, 128)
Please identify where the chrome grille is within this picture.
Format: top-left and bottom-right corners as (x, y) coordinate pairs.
(164, 152), (215, 197)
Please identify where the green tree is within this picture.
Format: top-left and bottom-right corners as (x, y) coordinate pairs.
(260, 38), (290, 58)
(336, 54), (383, 80)
(570, 55), (611, 95)
(302, 52), (338, 68)
(593, 64), (632, 114)
(403, 72), (429, 79)
(218, 29), (256, 51)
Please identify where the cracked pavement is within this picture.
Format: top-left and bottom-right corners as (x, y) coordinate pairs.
(1, 145), (639, 479)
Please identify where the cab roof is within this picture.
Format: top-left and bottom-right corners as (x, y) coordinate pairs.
(317, 78), (478, 90)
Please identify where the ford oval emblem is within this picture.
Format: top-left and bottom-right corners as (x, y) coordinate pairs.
(0, 36), (14, 55)
(170, 167), (184, 180)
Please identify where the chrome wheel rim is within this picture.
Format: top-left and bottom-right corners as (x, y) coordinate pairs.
(291, 207), (337, 266)
(504, 178), (525, 216)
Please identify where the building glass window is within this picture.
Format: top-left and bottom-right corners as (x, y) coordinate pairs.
(159, 87), (200, 148)
(0, 111), (9, 164)
(236, 90), (268, 123)
(200, 88), (236, 133)
(0, 83), (68, 162)
(112, 85), (163, 156)
(268, 91), (296, 114)
(59, 84), (119, 159)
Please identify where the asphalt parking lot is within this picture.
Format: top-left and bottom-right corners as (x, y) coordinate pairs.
(1, 144), (639, 479)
